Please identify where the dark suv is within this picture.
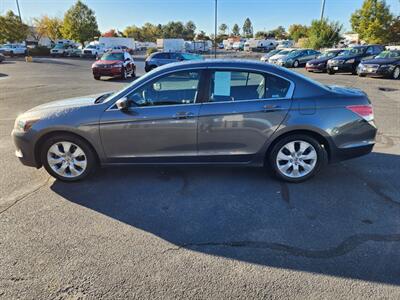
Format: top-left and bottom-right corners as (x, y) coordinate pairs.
(145, 52), (202, 72)
(327, 45), (384, 75)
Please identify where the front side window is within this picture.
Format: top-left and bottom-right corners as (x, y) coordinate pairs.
(127, 71), (201, 107)
(209, 71), (290, 102)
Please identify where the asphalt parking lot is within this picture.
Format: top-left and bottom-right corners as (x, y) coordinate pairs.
(0, 57), (400, 299)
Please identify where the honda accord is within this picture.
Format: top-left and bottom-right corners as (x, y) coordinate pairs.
(12, 60), (377, 182)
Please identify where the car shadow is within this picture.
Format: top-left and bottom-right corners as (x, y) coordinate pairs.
(50, 151), (400, 285)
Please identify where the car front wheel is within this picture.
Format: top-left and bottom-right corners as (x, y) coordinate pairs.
(292, 60), (299, 68)
(269, 135), (327, 183)
(41, 134), (97, 181)
(392, 66), (400, 80)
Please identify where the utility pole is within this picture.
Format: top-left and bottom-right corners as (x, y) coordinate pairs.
(320, 0), (326, 21)
(15, 0), (22, 22)
(214, 0), (217, 58)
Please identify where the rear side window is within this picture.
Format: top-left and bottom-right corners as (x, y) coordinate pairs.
(209, 71), (291, 102)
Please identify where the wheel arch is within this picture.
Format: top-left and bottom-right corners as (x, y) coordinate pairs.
(265, 128), (332, 163)
(34, 130), (100, 167)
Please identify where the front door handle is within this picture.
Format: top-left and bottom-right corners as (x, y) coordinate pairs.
(173, 112), (195, 119)
(262, 104), (282, 112)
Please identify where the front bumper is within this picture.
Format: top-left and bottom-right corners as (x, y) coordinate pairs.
(327, 62), (355, 73)
(357, 65), (394, 77)
(92, 67), (122, 77)
(306, 63), (326, 72)
(12, 130), (40, 168)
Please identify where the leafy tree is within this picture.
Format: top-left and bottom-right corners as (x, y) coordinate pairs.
(305, 19), (342, 49)
(219, 23), (228, 35)
(288, 24), (309, 42)
(183, 21), (196, 40)
(391, 16), (400, 43)
(0, 10), (29, 43)
(351, 0), (394, 44)
(102, 29), (118, 37)
(242, 17), (253, 38)
(232, 23), (240, 36)
(196, 30), (210, 40)
(34, 15), (63, 42)
(123, 25), (143, 40)
(61, 0), (100, 46)
(270, 26), (287, 39)
(162, 21), (185, 38)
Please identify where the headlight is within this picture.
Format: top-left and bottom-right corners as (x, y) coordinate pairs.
(14, 118), (40, 132)
(358, 63), (364, 69)
(346, 58), (355, 63)
(327, 59), (332, 64)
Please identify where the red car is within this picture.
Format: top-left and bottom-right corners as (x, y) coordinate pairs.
(92, 51), (135, 80)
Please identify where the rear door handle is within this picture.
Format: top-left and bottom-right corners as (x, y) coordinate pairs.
(262, 104), (282, 112)
(173, 112), (195, 119)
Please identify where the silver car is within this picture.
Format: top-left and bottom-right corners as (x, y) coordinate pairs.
(12, 60), (377, 182)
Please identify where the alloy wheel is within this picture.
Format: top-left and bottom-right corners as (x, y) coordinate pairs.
(47, 141), (87, 178)
(393, 67), (400, 79)
(276, 140), (317, 178)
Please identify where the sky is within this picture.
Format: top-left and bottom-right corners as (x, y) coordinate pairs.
(1, 0), (399, 35)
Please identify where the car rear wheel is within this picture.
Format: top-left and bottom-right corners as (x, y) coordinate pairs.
(269, 134), (327, 183)
(94, 76), (100, 80)
(41, 134), (97, 182)
(392, 67), (400, 80)
(327, 69), (335, 75)
(293, 60), (299, 68)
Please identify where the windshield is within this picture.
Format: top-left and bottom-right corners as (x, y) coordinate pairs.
(287, 50), (303, 57)
(375, 51), (400, 59)
(318, 51), (339, 58)
(100, 53), (124, 61)
(338, 47), (366, 56)
(86, 45), (96, 49)
(3, 44), (12, 48)
(54, 44), (65, 49)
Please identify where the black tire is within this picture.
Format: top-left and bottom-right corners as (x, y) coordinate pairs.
(358, 73), (366, 77)
(327, 69), (335, 75)
(120, 67), (127, 80)
(94, 76), (101, 80)
(40, 133), (97, 182)
(268, 134), (328, 183)
(392, 66), (400, 80)
(292, 60), (299, 68)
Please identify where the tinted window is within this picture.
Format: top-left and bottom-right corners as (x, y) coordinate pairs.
(101, 53), (124, 61)
(209, 71), (290, 102)
(366, 47), (374, 55)
(153, 53), (170, 59)
(127, 71), (200, 107)
(170, 53), (182, 60)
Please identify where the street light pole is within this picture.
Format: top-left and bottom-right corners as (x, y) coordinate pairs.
(214, 0), (217, 58)
(16, 0), (22, 22)
(320, 0), (326, 21)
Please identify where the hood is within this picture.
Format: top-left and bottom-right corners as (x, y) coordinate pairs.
(361, 57), (400, 65)
(331, 54), (360, 61)
(327, 85), (366, 97)
(94, 60), (122, 65)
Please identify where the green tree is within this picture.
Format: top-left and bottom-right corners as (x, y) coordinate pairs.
(391, 16), (400, 43)
(34, 15), (63, 42)
(232, 23), (240, 36)
(305, 19), (342, 49)
(270, 26), (287, 39)
(61, 0), (100, 46)
(242, 17), (253, 38)
(288, 24), (309, 42)
(183, 21), (196, 40)
(123, 25), (143, 41)
(195, 30), (210, 40)
(351, 0), (394, 44)
(219, 23), (228, 35)
(0, 10), (29, 43)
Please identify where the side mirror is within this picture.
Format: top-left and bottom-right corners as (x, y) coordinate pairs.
(115, 97), (129, 111)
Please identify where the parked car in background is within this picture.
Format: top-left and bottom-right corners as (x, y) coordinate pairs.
(92, 51), (135, 80)
(145, 52), (202, 72)
(357, 50), (400, 79)
(327, 45), (384, 75)
(306, 49), (344, 72)
(12, 60), (377, 183)
(232, 41), (245, 51)
(50, 44), (81, 57)
(276, 49), (320, 68)
(260, 49), (282, 62)
(0, 53), (5, 63)
(0, 44), (27, 56)
(82, 43), (106, 58)
(268, 48), (296, 64)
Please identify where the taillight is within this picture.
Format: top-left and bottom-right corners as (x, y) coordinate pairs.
(346, 104), (374, 122)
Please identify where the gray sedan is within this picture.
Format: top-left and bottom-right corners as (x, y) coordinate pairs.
(12, 60), (377, 182)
